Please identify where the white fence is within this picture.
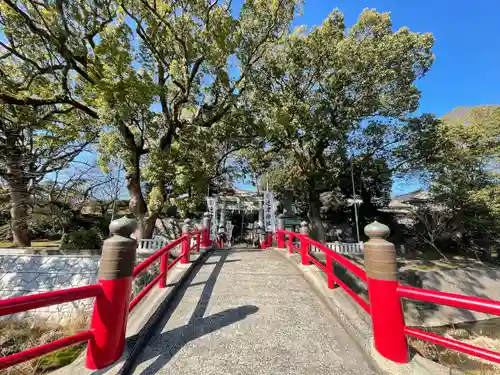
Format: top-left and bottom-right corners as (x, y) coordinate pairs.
(136, 236), (198, 255)
(312, 241), (364, 255)
(287, 236), (364, 255)
(136, 237), (168, 254)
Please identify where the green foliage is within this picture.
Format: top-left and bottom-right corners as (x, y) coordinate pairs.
(240, 8), (436, 238)
(35, 343), (86, 372)
(425, 105), (500, 250)
(0, 0), (303, 236)
(59, 228), (102, 250)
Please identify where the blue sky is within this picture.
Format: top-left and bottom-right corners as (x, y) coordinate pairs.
(237, 0), (500, 195)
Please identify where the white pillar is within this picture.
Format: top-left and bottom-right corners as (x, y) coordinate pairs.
(220, 200), (227, 227)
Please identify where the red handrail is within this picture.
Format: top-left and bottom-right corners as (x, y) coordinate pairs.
(0, 284), (103, 317)
(133, 235), (186, 278)
(308, 239), (367, 282)
(129, 273), (164, 312)
(405, 327), (500, 364)
(279, 230), (370, 314)
(398, 285), (500, 315)
(130, 229), (203, 311)
(398, 285), (500, 363)
(0, 330), (94, 370)
(280, 230), (367, 281)
(0, 228), (206, 372)
(0, 285), (101, 370)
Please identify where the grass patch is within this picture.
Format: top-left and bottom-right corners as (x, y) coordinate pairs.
(411, 264), (438, 271)
(0, 315), (88, 375)
(409, 324), (500, 374)
(0, 240), (60, 248)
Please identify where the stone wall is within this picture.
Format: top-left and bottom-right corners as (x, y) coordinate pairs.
(0, 249), (174, 323)
(0, 252), (100, 323)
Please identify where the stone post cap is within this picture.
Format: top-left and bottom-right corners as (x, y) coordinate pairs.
(182, 218), (191, 233)
(364, 221), (390, 239)
(203, 212), (211, 218)
(299, 221), (310, 235)
(109, 217), (137, 238)
(100, 217), (137, 280)
(277, 214), (285, 230)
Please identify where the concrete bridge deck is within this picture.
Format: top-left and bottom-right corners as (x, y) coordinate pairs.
(127, 246), (380, 375)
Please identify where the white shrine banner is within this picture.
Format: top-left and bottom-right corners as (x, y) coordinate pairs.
(206, 197), (218, 240)
(263, 191), (276, 232)
(226, 222), (234, 242)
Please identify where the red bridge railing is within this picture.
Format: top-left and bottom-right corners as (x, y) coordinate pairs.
(277, 220), (500, 366)
(0, 286), (101, 369)
(282, 230), (369, 313)
(0, 217), (211, 371)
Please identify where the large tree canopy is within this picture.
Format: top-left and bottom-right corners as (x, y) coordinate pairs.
(426, 105), (500, 251)
(1, 0), (301, 238)
(241, 9), (437, 239)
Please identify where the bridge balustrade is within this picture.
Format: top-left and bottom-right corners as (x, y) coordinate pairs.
(2, 213), (500, 370)
(276, 220), (500, 365)
(0, 215), (211, 371)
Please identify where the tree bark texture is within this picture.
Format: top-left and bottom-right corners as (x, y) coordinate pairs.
(5, 168), (31, 247)
(308, 189), (325, 242)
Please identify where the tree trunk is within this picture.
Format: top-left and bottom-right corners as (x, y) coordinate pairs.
(125, 168), (149, 240)
(308, 190), (325, 242)
(6, 175), (31, 247)
(142, 213), (158, 239)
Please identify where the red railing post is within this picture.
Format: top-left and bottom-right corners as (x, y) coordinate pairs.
(257, 222), (265, 249)
(159, 252), (168, 288)
(181, 219), (191, 264)
(364, 221), (409, 364)
(217, 224), (226, 248)
(277, 214), (285, 248)
(266, 232), (272, 248)
(299, 221), (310, 265)
(201, 212), (212, 249)
(196, 231), (201, 252)
(326, 254), (335, 289)
(288, 233), (293, 254)
(85, 218), (137, 370)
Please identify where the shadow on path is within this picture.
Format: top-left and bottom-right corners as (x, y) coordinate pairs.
(129, 250), (259, 375)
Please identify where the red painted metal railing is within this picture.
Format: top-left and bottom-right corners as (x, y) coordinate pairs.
(398, 285), (500, 364)
(0, 286), (102, 370)
(132, 235), (186, 278)
(404, 327), (500, 364)
(0, 227), (206, 372)
(129, 230), (201, 312)
(398, 285), (500, 316)
(277, 229), (500, 365)
(280, 231), (370, 313)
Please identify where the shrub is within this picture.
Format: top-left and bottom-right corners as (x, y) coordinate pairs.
(59, 228), (102, 250)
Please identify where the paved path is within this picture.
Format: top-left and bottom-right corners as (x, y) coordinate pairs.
(129, 247), (380, 375)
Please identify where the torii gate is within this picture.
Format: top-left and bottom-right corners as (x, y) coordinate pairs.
(206, 191), (279, 243)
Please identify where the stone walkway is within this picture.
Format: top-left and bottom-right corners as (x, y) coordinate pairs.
(129, 246), (380, 375)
